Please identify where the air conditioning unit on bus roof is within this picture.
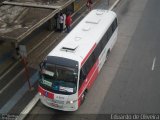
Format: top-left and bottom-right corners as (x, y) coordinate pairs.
(96, 9), (106, 15)
(85, 18), (101, 24)
(60, 42), (78, 53)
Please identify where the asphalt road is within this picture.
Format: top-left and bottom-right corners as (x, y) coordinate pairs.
(25, 0), (160, 119)
(99, 0), (160, 113)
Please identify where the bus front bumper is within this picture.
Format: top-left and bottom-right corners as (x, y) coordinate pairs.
(39, 95), (78, 111)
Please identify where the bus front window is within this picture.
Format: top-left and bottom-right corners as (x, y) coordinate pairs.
(39, 63), (78, 95)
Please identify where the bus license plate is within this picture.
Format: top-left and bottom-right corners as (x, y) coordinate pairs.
(47, 100), (58, 107)
(52, 103), (58, 107)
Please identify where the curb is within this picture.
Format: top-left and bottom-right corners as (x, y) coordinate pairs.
(109, 0), (120, 10)
(18, 0), (121, 119)
(17, 94), (39, 120)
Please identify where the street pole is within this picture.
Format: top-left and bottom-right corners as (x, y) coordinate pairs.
(19, 45), (34, 91)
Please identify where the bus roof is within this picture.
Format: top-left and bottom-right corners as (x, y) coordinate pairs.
(48, 9), (116, 65)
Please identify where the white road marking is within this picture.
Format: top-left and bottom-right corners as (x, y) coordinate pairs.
(0, 72), (38, 113)
(17, 93), (39, 120)
(109, 0), (121, 10)
(0, 61), (19, 81)
(152, 57), (156, 71)
(0, 69), (25, 94)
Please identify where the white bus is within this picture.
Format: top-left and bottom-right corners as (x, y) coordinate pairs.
(38, 9), (118, 111)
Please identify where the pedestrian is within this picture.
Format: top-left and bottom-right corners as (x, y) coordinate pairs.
(59, 12), (64, 32)
(11, 42), (20, 59)
(86, 0), (93, 11)
(65, 12), (72, 33)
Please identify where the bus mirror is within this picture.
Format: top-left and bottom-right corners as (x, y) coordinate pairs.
(80, 70), (87, 80)
(39, 61), (45, 71)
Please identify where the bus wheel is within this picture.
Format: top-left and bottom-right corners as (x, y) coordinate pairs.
(81, 91), (87, 104)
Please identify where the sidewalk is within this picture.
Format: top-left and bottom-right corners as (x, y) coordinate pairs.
(0, 0), (120, 119)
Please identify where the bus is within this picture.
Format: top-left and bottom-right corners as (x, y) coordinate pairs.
(38, 9), (118, 111)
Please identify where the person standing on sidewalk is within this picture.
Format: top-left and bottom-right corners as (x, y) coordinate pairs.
(86, 0), (93, 11)
(65, 12), (72, 33)
(59, 12), (64, 32)
(11, 42), (20, 59)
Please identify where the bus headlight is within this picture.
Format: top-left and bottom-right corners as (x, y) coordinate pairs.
(66, 100), (77, 104)
(39, 92), (42, 96)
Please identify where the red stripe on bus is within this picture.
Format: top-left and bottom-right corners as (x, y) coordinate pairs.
(78, 59), (99, 106)
(78, 98), (81, 107)
(81, 43), (96, 67)
(38, 86), (54, 99)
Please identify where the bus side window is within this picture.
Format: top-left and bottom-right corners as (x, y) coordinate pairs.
(111, 18), (117, 32)
(107, 25), (112, 39)
(79, 69), (86, 89)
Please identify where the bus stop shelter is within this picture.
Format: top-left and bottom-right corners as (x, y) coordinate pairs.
(0, 0), (74, 43)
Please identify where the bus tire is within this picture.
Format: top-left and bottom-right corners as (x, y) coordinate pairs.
(81, 90), (87, 104)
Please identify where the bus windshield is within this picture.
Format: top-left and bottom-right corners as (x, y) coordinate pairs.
(39, 63), (78, 95)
